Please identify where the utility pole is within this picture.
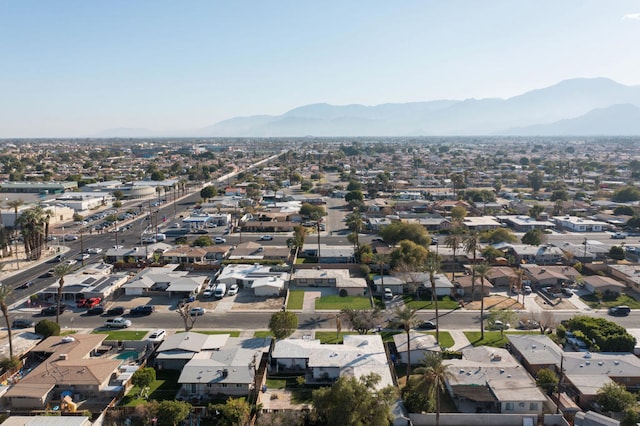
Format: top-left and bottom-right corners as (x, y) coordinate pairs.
(80, 229), (85, 266)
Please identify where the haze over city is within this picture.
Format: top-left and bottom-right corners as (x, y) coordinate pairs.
(2, 0), (640, 138)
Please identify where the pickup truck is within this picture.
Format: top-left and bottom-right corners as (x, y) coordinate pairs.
(104, 317), (132, 328)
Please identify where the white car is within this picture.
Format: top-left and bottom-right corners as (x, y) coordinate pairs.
(64, 259), (78, 266)
(147, 329), (166, 342)
(384, 288), (393, 300)
(228, 284), (239, 296)
(259, 235), (273, 241)
(104, 317), (132, 328)
(214, 237), (226, 244)
(64, 234), (79, 241)
(87, 247), (103, 254)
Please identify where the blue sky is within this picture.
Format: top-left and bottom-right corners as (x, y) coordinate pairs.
(1, 0), (639, 137)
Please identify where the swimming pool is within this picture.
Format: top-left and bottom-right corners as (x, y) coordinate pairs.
(115, 350), (139, 361)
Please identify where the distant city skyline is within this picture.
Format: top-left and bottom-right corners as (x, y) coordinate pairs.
(1, 1), (639, 138)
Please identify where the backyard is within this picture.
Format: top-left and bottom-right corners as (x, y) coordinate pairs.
(121, 370), (181, 407)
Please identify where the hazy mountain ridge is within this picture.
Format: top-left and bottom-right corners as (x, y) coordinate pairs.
(96, 78), (640, 137)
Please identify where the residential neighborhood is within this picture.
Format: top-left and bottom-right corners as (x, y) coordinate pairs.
(0, 137), (639, 425)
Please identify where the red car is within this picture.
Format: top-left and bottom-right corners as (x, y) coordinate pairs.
(76, 298), (87, 308)
(86, 297), (102, 308)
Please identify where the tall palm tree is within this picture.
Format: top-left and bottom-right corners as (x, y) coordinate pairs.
(17, 206), (48, 260)
(425, 253), (441, 343)
(0, 277), (15, 360)
(345, 209), (363, 250)
(516, 268), (525, 307)
(392, 306), (420, 381)
(418, 352), (454, 426)
(53, 263), (75, 324)
(7, 199), (24, 268)
(473, 263), (491, 339)
(372, 252), (391, 293)
(443, 230), (463, 281)
(463, 231), (481, 300)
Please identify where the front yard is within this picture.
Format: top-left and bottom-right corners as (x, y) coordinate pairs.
(402, 295), (459, 310)
(315, 295), (372, 310)
(580, 293), (640, 309)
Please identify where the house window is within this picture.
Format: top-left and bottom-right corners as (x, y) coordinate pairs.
(329, 279), (336, 284)
(206, 384), (212, 388)
(236, 384), (243, 388)
(529, 403), (538, 411)
(315, 279), (323, 284)
(505, 403), (514, 411)
(221, 384), (227, 388)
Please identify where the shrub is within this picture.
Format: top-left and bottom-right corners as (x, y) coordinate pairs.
(556, 324), (566, 339)
(35, 319), (60, 338)
(339, 289), (348, 297)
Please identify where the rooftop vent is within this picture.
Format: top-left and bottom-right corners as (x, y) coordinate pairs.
(59, 354), (68, 360)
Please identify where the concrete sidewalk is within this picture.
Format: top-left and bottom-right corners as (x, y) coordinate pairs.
(448, 330), (472, 351)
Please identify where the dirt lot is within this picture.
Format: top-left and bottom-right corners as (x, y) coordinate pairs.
(231, 291), (284, 310)
(465, 295), (524, 310)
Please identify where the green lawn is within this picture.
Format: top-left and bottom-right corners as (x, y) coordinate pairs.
(92, 330), (148, 340)
(315, 295), (371, 310)
(287, 290), (305, 310)
(315, 331), (359, 344)
(581, 293), (640, 309)
(121, 370), (181, 406)
(254, 330), (274, 338)
(464, 330), (540, 348)
(402, 295), (459, 310)
(426, 331), (454, 349)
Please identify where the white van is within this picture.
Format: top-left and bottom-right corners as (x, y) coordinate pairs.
(214, 283), (227, 299)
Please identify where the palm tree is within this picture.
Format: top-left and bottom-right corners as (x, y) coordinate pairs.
(425, 253), (441, 343)
(372, 252), (390, 291)
(53, 263), (75, 324)
(345, 209), (364, 249)
(7, 199), (24, 268)
(0, 277), (15, 360)
(417, 352), (454, 426)
(473, 263), (491, 339)
(443, 230), (463, 281)
(463, 231), (481, 300)
(17, 206), (48, 260)
(516, 268), (525, 307)
(392, 306), (420, 381)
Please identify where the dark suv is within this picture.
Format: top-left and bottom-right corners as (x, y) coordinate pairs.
(130, 305), (154, 316)
(41, 305), (66, 315)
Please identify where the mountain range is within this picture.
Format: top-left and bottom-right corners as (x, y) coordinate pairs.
(97, 78), (640, 137)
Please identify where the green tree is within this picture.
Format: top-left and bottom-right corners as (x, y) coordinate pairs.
(345, 209), (364, 249)
(392, 306), (420, 380)
(380, 222), (431, 246)
(53, 263), (75, 324)
(481, 246), (503, 264)
(0, 284), (15, 359)
(528, 204), (545, 219)
(269, 310), (298, 339)
(609, 246), (625, 261)
(211, 397), (251, 426)
(156, 400), (192, 426)
(417, 353), (454, 426)
(287, 225), (307, 254)
(132, 368), (156, 393)
(35, 319), (60, 338)
(200, 185), (216, 201)
(528, 170), (544, 193)
(17, 205), (51, 261)
(444, 231), (463, 281)
(535, 368), (559, 395)
(312, 373), (396, 426)
(614, 206), (635, 216)
(192, 235), (213, 247)
(481, 228), (517, 244)
(390, 240), (429, 270)
(521, 228), (544, 246)
(486, 309), (517, 338)
(612, 186), (640, 202)
(299, 203), (326, 220)
(597, 382), (636, 413)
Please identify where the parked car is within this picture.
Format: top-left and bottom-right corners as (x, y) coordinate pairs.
(417, 320), (436, 330)
(189, 307), (206, 316)
(259, 235), (273, 241)
(523, 285), (533, 294)
(76, 298), (88, 308)
(518, 319), (540, 330)
(490, 320), (510, 330)
(202, 289), (214, 298)
(214, 237), (226, 244)
(41, 305), (65, 315)
(147, 329), (166, 342)
(130, 305), (154, 316)
(228, 284), (239, 296)
(609, 305), (631, 316)
(104, 317), (132, 328)
(214, 283), (227, 299)
(384, 288), (393, 300)
(611, 232), (627, 239)
(86, 297), (102, 308)
(105, 306), (125, 316)
(87, 304), (105, 315)
(12, 319), (34, 329)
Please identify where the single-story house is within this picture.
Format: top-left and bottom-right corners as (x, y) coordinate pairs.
(122, 269), (208, 297)
(177, 336), (272, 399)
(487, 267), (519, 288)
(393, 331), (441, 365)
(216, 263), (286, 288)
(251, 275), (286, 296)
(445, 346), (546, 414)
(372, 275), (404, 295)
(582, 275), (626, 296)
(300, 244), (355, 263)
(292, 269), (368, 296)
(156, 332), (230, 370)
